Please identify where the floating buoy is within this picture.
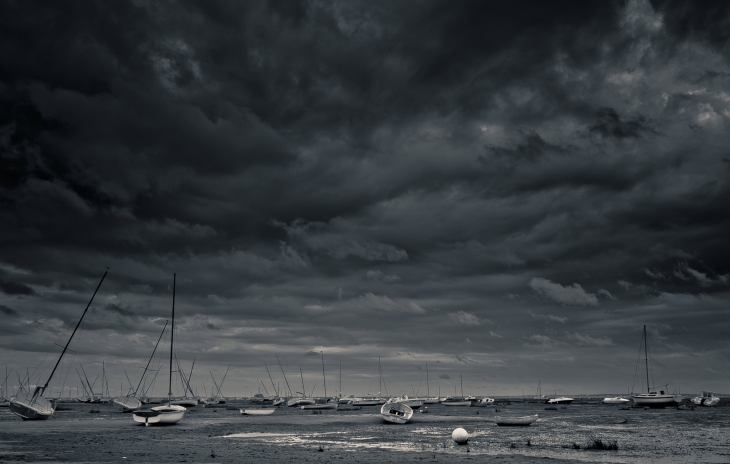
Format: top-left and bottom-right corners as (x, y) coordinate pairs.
(452, 428), (468, 444)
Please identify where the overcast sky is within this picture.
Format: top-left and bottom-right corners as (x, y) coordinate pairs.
(1, 0), (729, 398)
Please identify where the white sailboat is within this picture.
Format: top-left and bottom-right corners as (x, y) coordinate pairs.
(301, 352), (337, 410)
(631, 325), (682, 408)
(114, 320), (169, 412)
(10, 270), (108, 420)
(441, 375), (473, 406)
(132, 274), (186, 426)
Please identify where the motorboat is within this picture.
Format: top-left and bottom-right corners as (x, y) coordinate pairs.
(602, 397), (630, 405)
(441, 397), (473, 406)
(691, 391), (720, 407)
(381, 401), (413, 424)
(495, 414), (538, 426)
(545, 397), (574, 405)
(472, 397), (495, 407)
(241, 408), (275, 415)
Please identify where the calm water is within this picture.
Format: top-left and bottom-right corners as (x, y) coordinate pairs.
(1, 399), (728, 462)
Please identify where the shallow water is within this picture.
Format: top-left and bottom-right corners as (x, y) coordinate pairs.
(0, 400), (728, 462)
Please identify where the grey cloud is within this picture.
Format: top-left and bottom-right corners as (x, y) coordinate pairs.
(0, 280), (35, 296)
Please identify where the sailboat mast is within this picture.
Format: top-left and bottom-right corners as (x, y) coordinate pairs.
(168, 273), (176, 404)
(339, 361), (342, 398)
(460, 374), (463, 397)
(42, 270), (108, 393)
(299, 366), (305, 397)
(321, 352), (326, 398)
(264, 362), (278, 397)
(643, 325), (649, 393)
(378, 357), (382, 395)
(426, 363), (429, 397)
(275, 354), (293, 397)
(134, 321), (168, 396)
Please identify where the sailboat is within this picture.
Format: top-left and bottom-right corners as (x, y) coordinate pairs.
(10, 270), (108, 420)
(423, 363), (440, 404)
(132, 274), (187, 426)
(441, 375), (473, 406)
(301, 352), (337, 410)
(114, 321), (168, 412)
(631, 325), (683, 408)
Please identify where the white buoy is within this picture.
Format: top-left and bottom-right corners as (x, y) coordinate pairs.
(452, 427), (469, 444)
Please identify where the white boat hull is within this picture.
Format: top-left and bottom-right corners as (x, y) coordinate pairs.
(631, 394), (681, 408)
(495, 414), (538, 426)
(602, 397), (630, 405)
(381, 402), (413, 424)
(287, 398), (315, 407)
(171, 398), (198, 407)
(241, 408), (275, 415)
(691, 392), (720, 406)
(114, 396), (143, 411)
(546, 397), (574, 404)
(352, 399), (379, 406)
(441, 401), (472, 406)
(301, 403), (337, 410)
(132, 404), (186, 426)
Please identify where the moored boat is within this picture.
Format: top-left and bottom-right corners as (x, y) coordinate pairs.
(301, 401), (337, 410)
(380, 401), (413, 424)
(241, 408), (276, 415)
(472, 397), (495, 407)
(495, 414), (538, 426)
(630, 326), (683, 409)
(545, 397), (574, 405)
(602, 397), (630, 405)
(691, 391), (720, 406)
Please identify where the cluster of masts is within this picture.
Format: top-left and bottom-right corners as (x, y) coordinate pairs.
(3, 271), (720, 425)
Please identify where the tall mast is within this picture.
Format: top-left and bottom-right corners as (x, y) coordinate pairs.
(339, 361), (342, 398)
(426, 363), (430, 397)
(299, 366), (306, 397)
(40, 270), (108, 395)
(264, 362), (278, 397)
(275, 354), (293, 397)
(644, 325), (649, 393)
(460, 374), (463, 397)
(133, 321), (168, 396)
(321, 352), (327, 398)
(378, 357), (382, 395)
(168, 274), (176, 404)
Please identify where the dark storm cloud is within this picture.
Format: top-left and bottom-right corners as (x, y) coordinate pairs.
(0, 304), (18, 316)
(1, 0), (729, 395)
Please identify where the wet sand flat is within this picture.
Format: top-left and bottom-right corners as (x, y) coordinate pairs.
(1, 401), (728, 463)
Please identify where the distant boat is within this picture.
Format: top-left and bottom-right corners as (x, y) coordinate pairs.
(241, 408), (275, 415)
(301, 401), (337, 410)
(10, 270), (108, 420)
(132, 274), (187, 426)
(602, 397), (630, 405)
(352, 397), (380, 406)
(387, 396), (423, 409)
(631, 326), (682, 408)
(495, 414), (538, 426)
(441, 397), (473, 406)
(381, 401), (413, 424)
(546, 397), (574, 405)
(691, 391), (720, 407)
(472, 397), (495, 407)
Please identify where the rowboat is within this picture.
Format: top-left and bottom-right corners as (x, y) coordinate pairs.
(301, 402), (337, 410)
(241, 408), (275, 415)
(495, 414), (538, 426)
(380, 402), (413, 424)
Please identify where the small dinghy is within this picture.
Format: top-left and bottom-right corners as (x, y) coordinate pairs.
(380, 402), (413, 424)
(133, 404), (186, 426)
(241, 408), (276, 415)
(495, 414), (538, 426)
(301, 402), (337, 410)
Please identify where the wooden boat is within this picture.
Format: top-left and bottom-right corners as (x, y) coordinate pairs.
(602, 397), (630, 405)
(132, 274), (186, 426)
(10, 271), (108, 420)
(241, 408), (276, 415)
(631, 326), (682, 408)
(495, 414), (538, 426)
(381, 401), (413, 424)
(691, 391), (720, 406)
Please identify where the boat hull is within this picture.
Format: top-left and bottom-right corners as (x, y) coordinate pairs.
(546, 397), (574, 404)
(287, 398), (315, 407)
(631, 394), (681, 408)
(441, 401), (472, 406)
(352, 399), (379, 406)
(132, 405), (186, 426)
(170, 398), (198, 407)
(381, 402), (413, 424)
(301, 403), (337, 410)
(9, 395), (54, 420)
(495, 414), (538, 426)
(241, 408), (275, 415)
(602, 397), (630, 405)
(114, 396), (142, 411)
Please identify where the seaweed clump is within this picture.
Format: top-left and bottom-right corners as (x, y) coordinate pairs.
(585, 438), (618, 451)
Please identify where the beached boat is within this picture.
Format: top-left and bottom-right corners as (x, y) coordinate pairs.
(352, 397), (380, 406)
(495, 414), (538, 426)
(691, 391), (720, 407)
(10, 270), (108, 420)
(301, 401), (337, 410)
(441, 397), (473, 406)
(241, 408), (276, 415)
(631, 326), (683, 408)
(387, 396), (423, 409)
(381, 401), (413, 424)
(115, 321), (169, 412)
(602, 397), (630, 405)
(132, 274), (187, 426)
(546, 397), (574, 404)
